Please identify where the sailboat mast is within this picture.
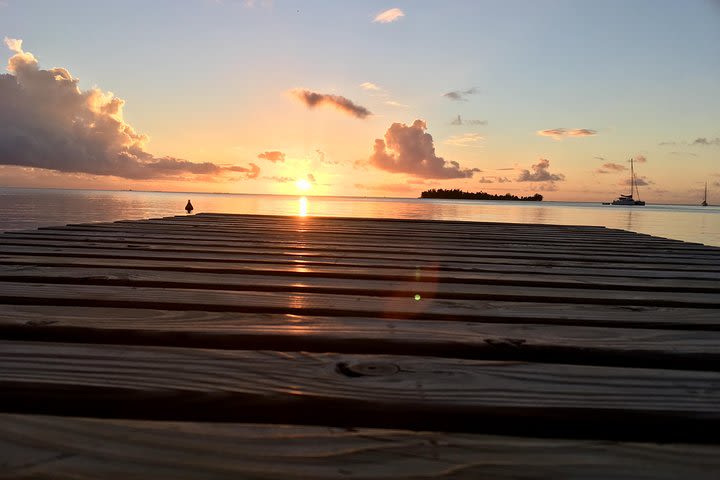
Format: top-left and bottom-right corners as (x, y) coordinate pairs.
(630, 158), (634, 197)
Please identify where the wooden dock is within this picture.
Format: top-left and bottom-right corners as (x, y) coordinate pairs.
(1, 213), (720, 478)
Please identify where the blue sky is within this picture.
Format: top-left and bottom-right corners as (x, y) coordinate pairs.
(1, 0), (719, 202)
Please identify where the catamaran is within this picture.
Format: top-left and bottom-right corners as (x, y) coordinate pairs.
(610, 158), (645, 206)
(702, 181), (708, 207)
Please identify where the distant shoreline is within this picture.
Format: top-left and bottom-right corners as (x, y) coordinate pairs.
(420, 189), (543, 202)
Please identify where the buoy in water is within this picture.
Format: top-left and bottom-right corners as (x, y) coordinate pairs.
(185, 200), (194, 213)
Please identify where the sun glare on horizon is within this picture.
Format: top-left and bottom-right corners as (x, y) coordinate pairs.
(295, 178), (312, 192)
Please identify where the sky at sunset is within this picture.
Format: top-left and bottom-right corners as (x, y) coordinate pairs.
(1, 0), (718, 203)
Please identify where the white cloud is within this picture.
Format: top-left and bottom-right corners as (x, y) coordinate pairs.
(360, 82), (380, 90)
(373, 8), (404, 23)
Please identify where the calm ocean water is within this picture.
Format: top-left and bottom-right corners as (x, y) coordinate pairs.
(1, 187), (719, 247)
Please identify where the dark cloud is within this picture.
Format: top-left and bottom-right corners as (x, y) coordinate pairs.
(669, 151), (698, 157)
(450, 114), (487, 126)
(633, 155), (647, 163)
(258, 151), (285, 162)
(369, 119), (480, 179)
(291, 89), (371, 119)
(593, 156), (605, 161)
(226, 163), (260, 179)
(497, 176), (511, 183)
(692, 137), (720, 146)
(622, 176), (652, 186)
(517, 159), (565, 182)
(601, 162), (626, 172)
(478, 176), (494, 183)
(443, 87), (478, 101)
(537, 128), (597, 139)
(0, 38), (256, 180)
(660, 137), (720, 147)
(497, 167), (515, 171)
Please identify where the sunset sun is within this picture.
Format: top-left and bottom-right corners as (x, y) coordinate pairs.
(295, 178), (312, 192)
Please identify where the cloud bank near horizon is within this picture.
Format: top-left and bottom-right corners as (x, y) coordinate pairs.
(0, 38), (257, 180)
(369, 119), (480, 179)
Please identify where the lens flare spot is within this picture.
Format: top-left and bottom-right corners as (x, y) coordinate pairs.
(414, 294), (421, 301)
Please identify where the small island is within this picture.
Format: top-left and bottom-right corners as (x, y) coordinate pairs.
(420, 189), (543, 201)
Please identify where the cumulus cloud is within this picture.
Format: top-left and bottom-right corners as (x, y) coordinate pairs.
(257, 151), (285, 162)
(444, 132), (483, 147)
(450, 115), (487, 126)
(0, 38), (257, 180)
(517, 159), (565, 182)
(692, 137), (720, 146)
(537, 128), (597, 139)
(373, 8), (404, 23)
(443, 88), (478, 101)
(478, 176), (494, 183)
(369, 119), (479, 179)
(497, 176), (511, 183)
(360, 82), (380, 90)
(291, 89), (371, 119)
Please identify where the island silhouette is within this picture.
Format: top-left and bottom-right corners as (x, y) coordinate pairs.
(420, 189), (543, 201)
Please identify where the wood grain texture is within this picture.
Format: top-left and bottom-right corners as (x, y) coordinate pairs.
(2, 305), (720, 370)
(1, 264), (719, 307)
(3, 252), (719, 283)
(1, 281), (719, 329)
(5, 230), (720, 260)
(2, 243), (719, 276)
(2, 341), (720, 442)
(3, 414), (720, 479)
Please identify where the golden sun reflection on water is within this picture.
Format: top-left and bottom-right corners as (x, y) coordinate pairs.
(298, 196), (308, 217)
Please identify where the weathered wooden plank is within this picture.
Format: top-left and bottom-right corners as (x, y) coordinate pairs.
(2, 243), (718, 274)
(1, 281), (718, 329)
(32, 222), (713, 254)
(148, 214), (673, 240)
(69, 219), (695, 248)
(4, 233), (720, 263)
(2, 341), (720, 442)
(184, 214), (715, 248)
(3, 252), (718, 283)
(3, 414), (719, 479)
(9, 223), (713, 251)
(2, 305), (720, 370)
(1, 264), (719, 307)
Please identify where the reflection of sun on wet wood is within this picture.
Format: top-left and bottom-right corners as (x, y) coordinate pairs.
(1, 212), (720, 477)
